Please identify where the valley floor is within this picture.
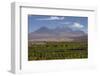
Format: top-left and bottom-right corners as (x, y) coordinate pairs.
(28, 41), (88, 61)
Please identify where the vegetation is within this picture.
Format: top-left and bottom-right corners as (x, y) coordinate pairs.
(28, 41), (88, 61)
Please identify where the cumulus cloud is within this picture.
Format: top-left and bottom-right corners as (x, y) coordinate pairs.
(36, 16), (64, 21)
(61, 22), (84, 29)
(71, 22), (84, 29)
(62, 22), (87, 33)
(71, 22), (87, 33)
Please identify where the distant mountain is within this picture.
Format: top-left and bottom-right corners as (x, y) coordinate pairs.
(28, 26), (87, 42)
(34, 26), (53, 34)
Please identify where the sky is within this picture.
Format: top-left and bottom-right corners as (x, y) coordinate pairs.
(28, 15), (88, 33)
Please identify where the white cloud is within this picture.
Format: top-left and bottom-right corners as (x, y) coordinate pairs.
(60, 22), (85, 31)
(71, 22), (84, 29)
(36, 16), (64, 21)
(70, 22), (87, 33)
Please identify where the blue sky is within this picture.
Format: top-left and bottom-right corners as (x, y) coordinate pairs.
(28, 15), (88, 33)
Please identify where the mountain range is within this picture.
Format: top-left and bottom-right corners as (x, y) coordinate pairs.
(28, 26), (87, 42)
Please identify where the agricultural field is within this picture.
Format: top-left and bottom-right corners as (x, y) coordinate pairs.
(28, 41), (88, 61)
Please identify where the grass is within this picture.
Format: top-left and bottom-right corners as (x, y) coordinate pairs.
(28, 41), (88, 61)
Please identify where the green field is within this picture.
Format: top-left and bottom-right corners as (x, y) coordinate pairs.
(28, 41), (88, 61)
